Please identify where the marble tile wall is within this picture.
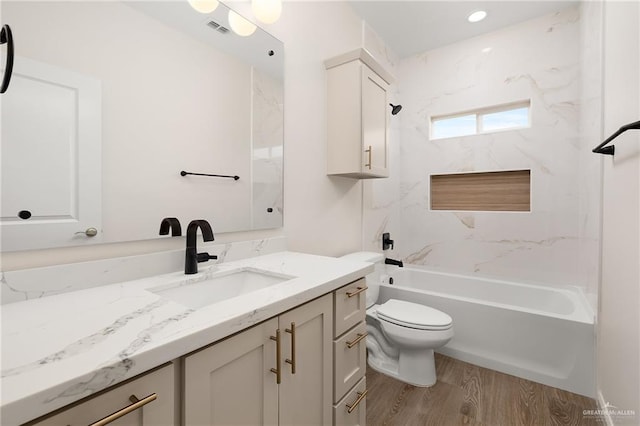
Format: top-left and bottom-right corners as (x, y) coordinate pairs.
(364, 5), (602, 296)
(1, 236), (287, 304)
(252, 68), (284, 229)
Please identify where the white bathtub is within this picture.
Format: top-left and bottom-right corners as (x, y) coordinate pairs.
(377, 266), (596, 397)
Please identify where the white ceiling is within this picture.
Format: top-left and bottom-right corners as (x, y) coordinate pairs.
(348, 1), (578, 58)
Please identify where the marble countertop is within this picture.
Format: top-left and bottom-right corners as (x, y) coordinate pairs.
(1, 251), (373, 425)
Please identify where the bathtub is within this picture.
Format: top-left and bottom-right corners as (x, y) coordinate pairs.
(377, 265), (596, 397)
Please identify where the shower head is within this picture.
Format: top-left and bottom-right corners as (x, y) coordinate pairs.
(389, 103), (402, 115)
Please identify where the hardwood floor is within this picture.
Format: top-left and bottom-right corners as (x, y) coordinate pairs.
(366, 354), (600, 426)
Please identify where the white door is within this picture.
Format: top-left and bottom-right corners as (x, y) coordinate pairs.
(1, 56), (101, 251)
(361, 65), (388, 177)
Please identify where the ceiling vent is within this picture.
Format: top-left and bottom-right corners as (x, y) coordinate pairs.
(207, 20), (229, 34)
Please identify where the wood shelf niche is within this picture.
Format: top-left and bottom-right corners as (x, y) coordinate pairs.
(430, 170), (531, 212)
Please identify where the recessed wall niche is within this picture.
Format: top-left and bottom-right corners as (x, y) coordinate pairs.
(430, 170), (531, 212)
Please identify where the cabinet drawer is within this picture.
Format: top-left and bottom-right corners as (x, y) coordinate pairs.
(28, 363), (176, 426)
(333, 377), (366, 426)
(334, 278), (367, 337)
(334, 321), (367, 403)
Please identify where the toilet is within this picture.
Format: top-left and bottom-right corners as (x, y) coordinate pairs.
(341, 252), (454, 387)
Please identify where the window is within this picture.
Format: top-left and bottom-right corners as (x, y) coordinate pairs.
(430, 101), (530, 140)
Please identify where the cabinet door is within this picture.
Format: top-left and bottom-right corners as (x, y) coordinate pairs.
(184, 319), (279, 426)
(30, 364), (175, 426)
(361, 65), (389, 177)
(278, 294), (333, 426)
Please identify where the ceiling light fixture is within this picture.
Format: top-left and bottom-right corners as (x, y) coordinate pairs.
(467, 10), (487, 23)
(251, 0), (282, 24)
(228, 10), (257, 37)
(188, 0), (219, 14)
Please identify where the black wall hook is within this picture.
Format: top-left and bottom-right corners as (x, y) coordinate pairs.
(592, 120), (640, 155)
(1, 24), (14, 94)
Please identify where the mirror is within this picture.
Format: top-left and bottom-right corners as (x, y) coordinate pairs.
(0, 0), (284, 252)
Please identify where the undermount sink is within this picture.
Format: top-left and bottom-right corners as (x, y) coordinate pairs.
(149, 268), (295, 309)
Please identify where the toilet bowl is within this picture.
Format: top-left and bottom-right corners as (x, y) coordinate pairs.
(340, 252), (454, 387)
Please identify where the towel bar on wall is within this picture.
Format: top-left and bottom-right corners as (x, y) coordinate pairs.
(592, 120), (640, 155)
(180, 170), (240, 180)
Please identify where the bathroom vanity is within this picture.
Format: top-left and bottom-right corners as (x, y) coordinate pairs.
(0, 252), (372, 425)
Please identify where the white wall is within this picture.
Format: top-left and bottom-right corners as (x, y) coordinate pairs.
(1, 1), (366, 270)
(267, 1), (365, 257)
(597, 0), (640, 422)
(364, 7), (603, 294)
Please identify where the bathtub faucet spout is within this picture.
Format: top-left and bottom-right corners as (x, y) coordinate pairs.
(385, 258), (404, 268)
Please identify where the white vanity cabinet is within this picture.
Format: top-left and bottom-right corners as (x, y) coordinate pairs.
(332, 278), (368, 425)
(27, 364), (176, 426)
(183, 293), (333, 426)
(325, 49), (394, 179)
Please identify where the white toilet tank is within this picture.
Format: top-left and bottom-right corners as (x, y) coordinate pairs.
(340, 251), (385, 308)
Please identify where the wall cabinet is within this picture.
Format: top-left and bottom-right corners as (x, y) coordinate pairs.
(183, 293), (333, 425)
(325, 49), (394, 179)
(28, 364), (176, 426)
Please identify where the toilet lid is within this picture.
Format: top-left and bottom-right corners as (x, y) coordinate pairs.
(377, 299), (452, 330)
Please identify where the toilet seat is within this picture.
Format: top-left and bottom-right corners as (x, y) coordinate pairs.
(376, 299), (452, 331)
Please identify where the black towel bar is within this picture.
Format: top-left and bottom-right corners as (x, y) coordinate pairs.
(592, 120), (640, 155)
(180, 170), (239, 180)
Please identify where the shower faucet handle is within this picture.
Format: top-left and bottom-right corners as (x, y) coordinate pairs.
(382, 232), (394, 250)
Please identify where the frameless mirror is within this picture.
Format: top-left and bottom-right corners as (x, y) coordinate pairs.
(0, 0), (283, 251)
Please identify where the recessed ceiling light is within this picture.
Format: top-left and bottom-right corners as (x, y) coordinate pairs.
(468, 10), (487, 23)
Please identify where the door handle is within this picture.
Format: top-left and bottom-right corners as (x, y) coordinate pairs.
(89, 393), (157, 426)
(285, 322), (296, 374)
(75, 227), (98, 237)
(270, 329), (281, 384)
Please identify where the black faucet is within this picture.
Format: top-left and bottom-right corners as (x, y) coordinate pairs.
(159, 217), (182, 236)
(385, 258), (404, 268)
(185, 220), (217, 274)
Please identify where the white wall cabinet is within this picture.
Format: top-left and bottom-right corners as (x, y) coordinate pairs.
(183, 293), (333, 426)
(28, 364), (176, 426)
(326, 49), (394, 179)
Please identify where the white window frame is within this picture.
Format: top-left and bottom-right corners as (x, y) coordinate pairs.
(430, 100), (531, 140)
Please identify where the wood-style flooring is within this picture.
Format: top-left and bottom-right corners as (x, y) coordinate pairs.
(366, 353), (601, 426)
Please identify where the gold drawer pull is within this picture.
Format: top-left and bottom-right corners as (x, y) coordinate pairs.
(346, 286), (368, 298)
(270, 329), (281, 384)
(346, 332), (368, 349)
(364, 146), (372, 169)
(346, 389), (368, 414)
(285, 322), (296, 374)
(89, 393), (157, 426)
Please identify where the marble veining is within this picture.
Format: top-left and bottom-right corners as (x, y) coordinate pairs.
(0, 251), (372, 425)
(363, 5), (601, 294)
(1, 236), (286, 305)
